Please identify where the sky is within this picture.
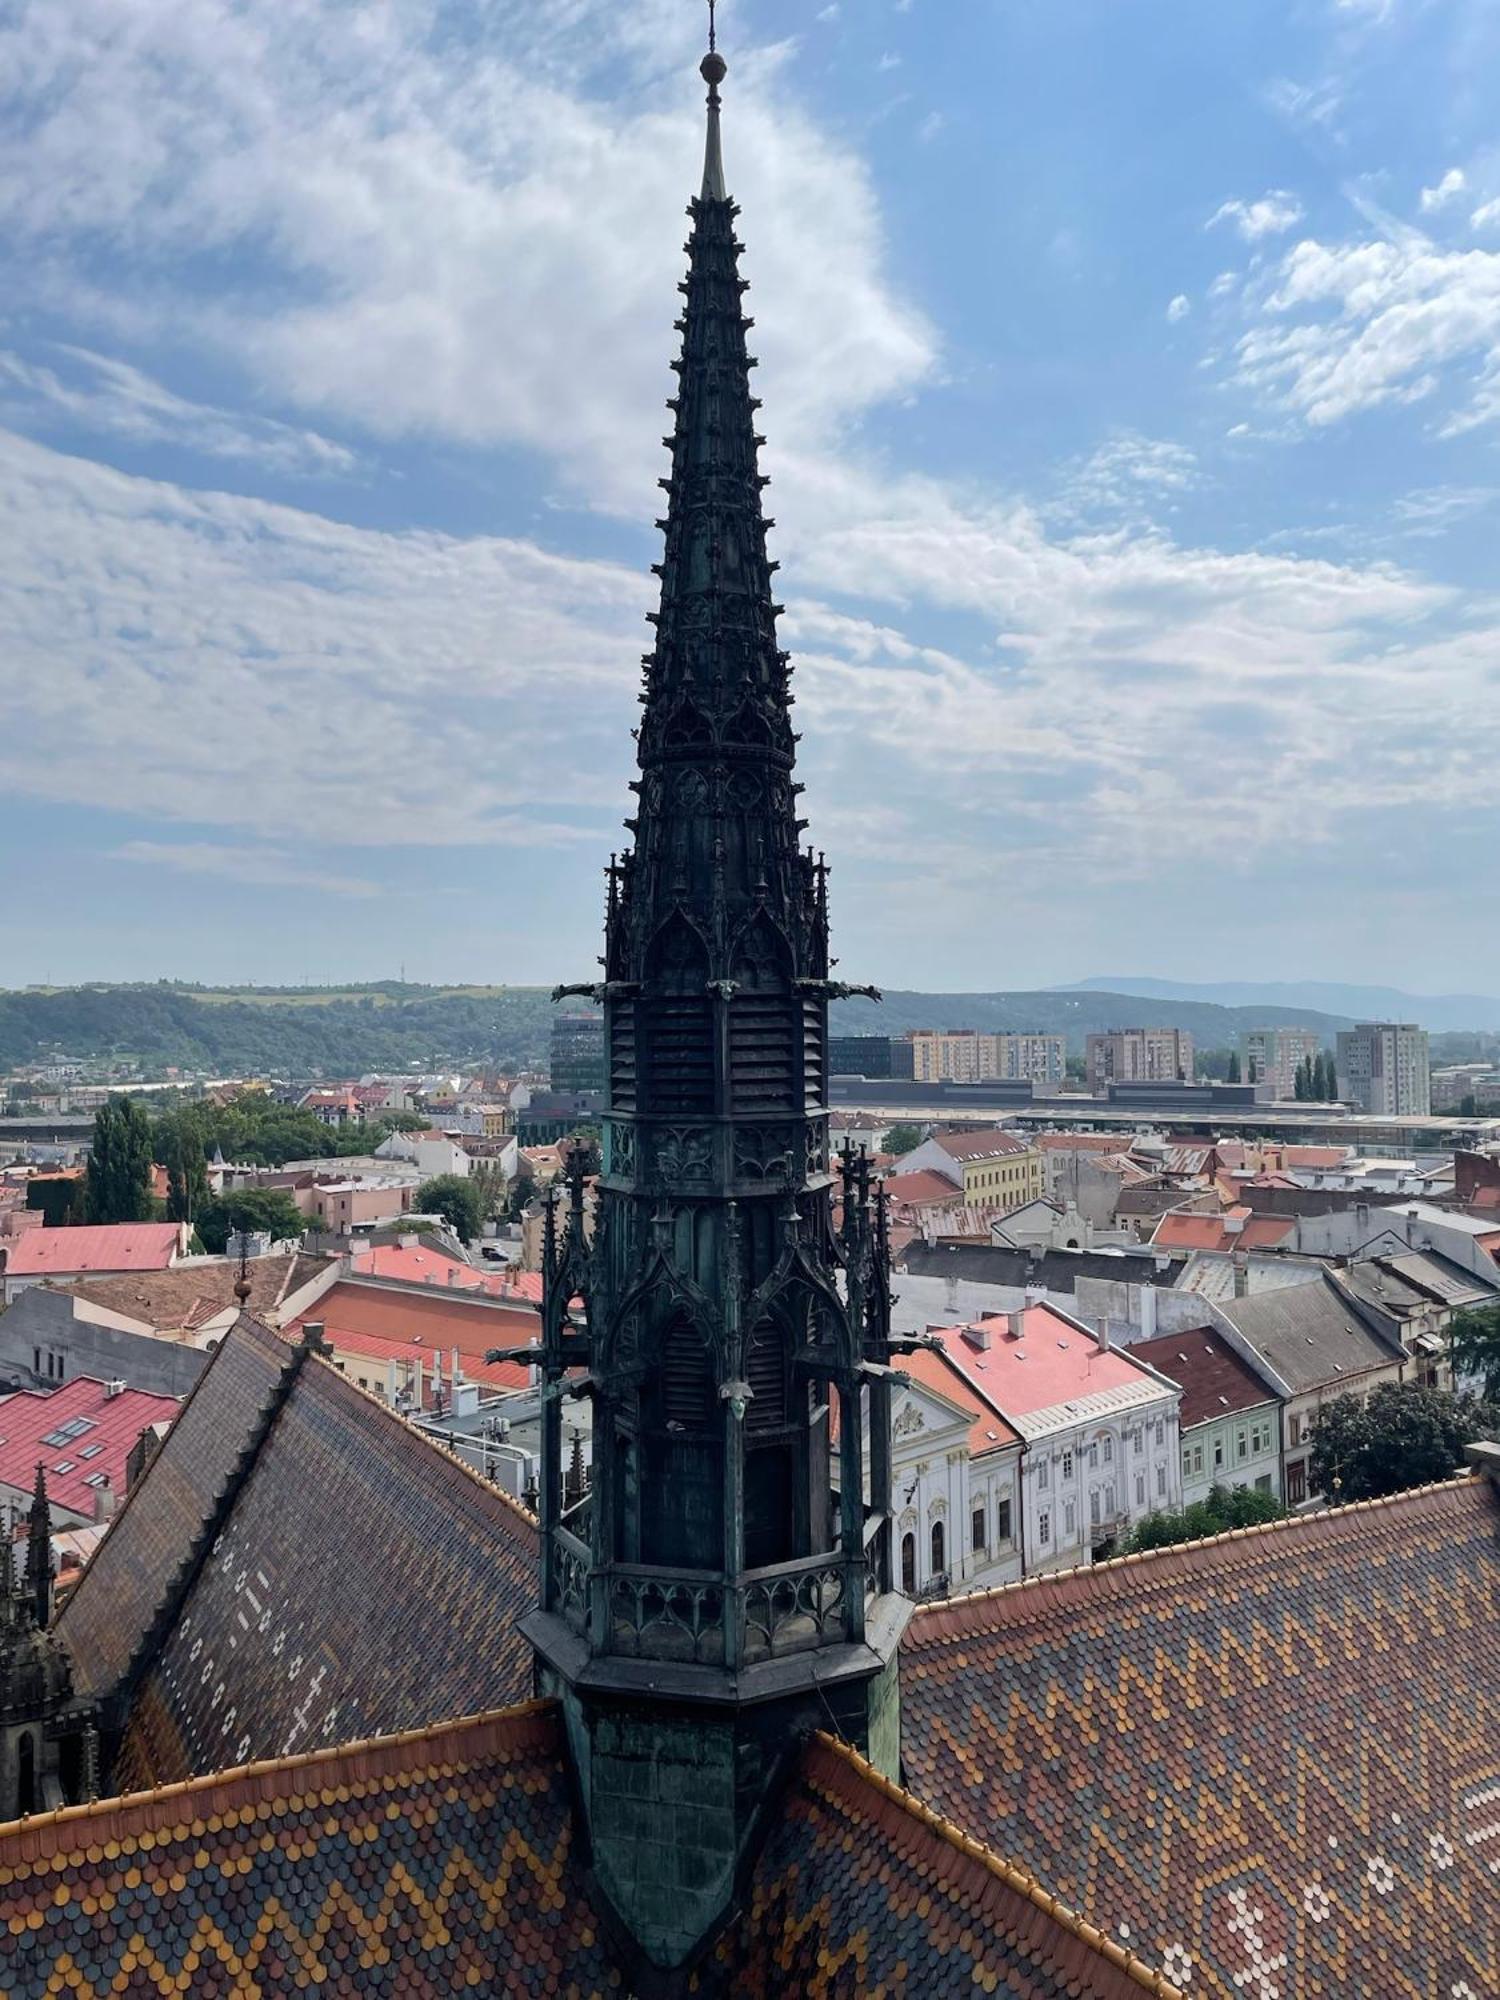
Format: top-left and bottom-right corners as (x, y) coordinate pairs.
(2, 0), (1499, 992)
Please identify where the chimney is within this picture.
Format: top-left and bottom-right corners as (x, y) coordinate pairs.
(301, 1320), (329, 1356)
(1006, 1308), (1027, 1342)
(963, 1321), (991, 1352)
(1233, 1252), (1249, 1300)
(92, 1477), (116, 1523)
(1094, 1316), (1110, 1354)
(944, 1273), (959, 1314)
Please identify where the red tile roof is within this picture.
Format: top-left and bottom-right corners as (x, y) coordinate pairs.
(894, 1346), (1023, 1457)
(1150, 1206), (1296, 1253)
(0, 1375), (180, 1519)
(353, 1242), (517, 1295)
(924, 1306), (1168, 1424)
(1, 1222), (181, 1277)
(882, 1167), (968, 1209)
(933, 1128), (1032, 1162)
(286, 1278), (538, 1366)
(1128, 1325), (1278, 1427)
(900, 1474), (1500, 2000)
(309, 1322), (530, 1397)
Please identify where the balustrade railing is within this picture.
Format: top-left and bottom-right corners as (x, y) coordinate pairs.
(548, 1509), (893, 1669)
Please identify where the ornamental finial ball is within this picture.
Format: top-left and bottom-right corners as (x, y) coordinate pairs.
(701, 50), (727, 87)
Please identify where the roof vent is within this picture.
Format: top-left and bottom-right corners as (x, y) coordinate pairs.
(104, 1379), (126, 1400)
(963, 1322), (991, 1352)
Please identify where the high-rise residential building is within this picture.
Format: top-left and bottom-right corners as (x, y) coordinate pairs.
(1242, 1027), (1323, 1100)
(1336, 1023), (1431, 1116)
(549, 1012), (605, 1093)
(1085, 1027), (1194, 1094)
(909, 1030), (1064, 1087)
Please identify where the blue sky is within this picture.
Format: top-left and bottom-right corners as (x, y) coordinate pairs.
(2, 0), (1499, 990)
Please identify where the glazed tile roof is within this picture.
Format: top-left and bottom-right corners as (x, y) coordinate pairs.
(57, 1314), (295, 1706)
(899, 1475), (1500, 2000)
(705, 1735), (1175, 1999)
(1128, 1327), (1278, 1428)
(2, 1223), (182, 1277)
(111, 1331), (538, 1789)
(0, 1700), (616, 2000)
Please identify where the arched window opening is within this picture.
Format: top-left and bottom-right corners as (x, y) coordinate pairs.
(901, 1533), (917, 1595)
(930, 1518), (946, 1581)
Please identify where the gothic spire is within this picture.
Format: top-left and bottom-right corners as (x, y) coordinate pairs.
(26, 1464), (53, 1629)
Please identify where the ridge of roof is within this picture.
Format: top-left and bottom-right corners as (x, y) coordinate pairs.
(809, 1733), (1184, 1999)
(0, 1696), (555, 1862)
(905, 1469), (1482, 1634)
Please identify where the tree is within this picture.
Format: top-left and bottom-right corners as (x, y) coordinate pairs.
(1309, 1382), (1500, 1504)
(1450, 1302), (1500, 1403)
(194, 1188), (308, 1256)
(1293, 1057), (1309, 1101)
(882, 1124), (923, 1159)
(85, 1097), (156, 1224)
(1318, 1050), (1338, 1100)
(25, 1176), (83, 1227)
(156, 1109), (211, 1225)
(1125, 1484), (1286, 1553)
(416, 1174), (483, 1244)
(505, 1160), (538, 1222)
(1226, 1051), (1241, 1085)
(467, 1160), (511, 1226)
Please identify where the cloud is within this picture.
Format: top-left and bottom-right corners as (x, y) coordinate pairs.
(0, 0), (934, 508)
(110, 843), (380, 898)
(1167, 294), (1191, 323)
(1230, 228), (1500, 430)
(1474, 198), (1500, 231)
(1209, 191), (1306, 241)
(1420, 168), (1467, 213)
(0, 345), (355, 476)
(1050, 432), (1199, 525)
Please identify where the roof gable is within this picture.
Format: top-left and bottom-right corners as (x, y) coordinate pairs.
(899, 1476), (1500, 2000)
(1129, 1327), (1279, 1426)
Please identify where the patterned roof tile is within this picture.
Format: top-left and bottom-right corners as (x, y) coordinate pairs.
(899, 1475), (1500, 2000)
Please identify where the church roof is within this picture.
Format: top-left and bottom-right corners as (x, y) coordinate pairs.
(898, 1474), (1500, 1999)
(57, 1315), (539, 1790)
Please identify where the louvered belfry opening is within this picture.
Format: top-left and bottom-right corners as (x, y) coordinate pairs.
(532, 30), (901, 1710)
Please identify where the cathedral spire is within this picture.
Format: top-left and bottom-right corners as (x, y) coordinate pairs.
(26, 1464), (53, 1629)
(700, 36), (727, 202)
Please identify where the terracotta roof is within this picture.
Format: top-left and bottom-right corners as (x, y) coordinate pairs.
(0, 1375), (179, 1519)
(1150, 1207), (1297, 1254)
(883, 1167), (971, 1209)
(710, 1734), (1176, 1998)
(353, 1243), (519, 1295)
(899, 1475), (1500, 2000)
(112, 1331), (538, 1790)
(0, 1700), (615, 1999)
(1, 1222), (181, 1277)
(308, 1322), (530, 1397)
(924, 1307), (1172, 1432)
(65, 1251), (331, 1329)
(894, 1346), (1024, 1457)
(285, 1277), (538, 1364)
(1128, 1326), (1279, 1427)
(1035, 1133), (1132, 1154)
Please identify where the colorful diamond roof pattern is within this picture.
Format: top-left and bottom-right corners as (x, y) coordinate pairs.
(0, 1703), (615, 2000)
(899, 1475), (1500, 2000)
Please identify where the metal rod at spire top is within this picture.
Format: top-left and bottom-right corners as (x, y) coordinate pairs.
(707, 0), (717, 54)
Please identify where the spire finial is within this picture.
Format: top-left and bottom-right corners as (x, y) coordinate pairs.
(700, 1), (728, 201)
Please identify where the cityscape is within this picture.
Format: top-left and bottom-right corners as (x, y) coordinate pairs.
(0, 2), (1497, 1997)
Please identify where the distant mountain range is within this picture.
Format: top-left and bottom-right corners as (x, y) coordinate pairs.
(827, 989), (1352, 1053)
(1072, 978), (1500, 1035)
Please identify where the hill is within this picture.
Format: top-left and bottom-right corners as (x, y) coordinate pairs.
(1, 982), (1354, 1080)
(1074, 976), (1500, 1034)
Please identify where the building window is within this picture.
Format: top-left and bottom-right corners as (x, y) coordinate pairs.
(1088, 1442), (1099, 1470)
(1256, 1474), (1272, 1494)
(972, 1505), (986, 1553)
(1135, 1472), (1145, 1506)
(1236, 1428), (1249, 1462)
(1089, 1489), (1101, 1526)
(1156, 1463), (1167, 1498)
(1286, 1460), (1306, 1506)
(1288, 1413), (1301, 1447)
(1061, 1450), (1073, 1480)
(1181, 1447), (1191, 1478)
(1038, 1511), (1051, 1545)
(1213, 1437), (1225, 1470)
(1103, 1435), (1113, 1464)
(1062, 1499), (1075, 1537)
(931, 1520), (946, 1578)
(996, 1498), (1012, 1542)
(1155, 1419), (1164, 1448)
(1251, 1419), (1273, 1455)
(901, 1533), (916, 1594)
(1037, 1458), (1050, 1492)
(1133, 1428), (1143, 1457)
